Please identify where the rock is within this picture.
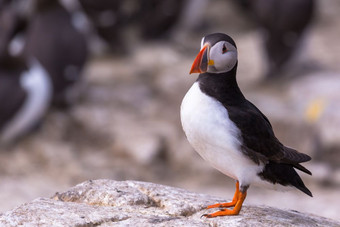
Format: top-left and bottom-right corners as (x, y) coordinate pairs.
(0, 180), (339, 227)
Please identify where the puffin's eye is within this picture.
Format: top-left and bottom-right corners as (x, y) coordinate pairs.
(222, 44), (228, 54)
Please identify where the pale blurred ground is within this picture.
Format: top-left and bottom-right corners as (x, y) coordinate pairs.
(1, 0), (340, 222)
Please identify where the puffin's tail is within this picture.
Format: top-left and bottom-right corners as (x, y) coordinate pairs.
(259, 162), (313, 197)
(291, 163), (312, 175)
(282, 146), (312, 175)
(288, 167), (313, 197)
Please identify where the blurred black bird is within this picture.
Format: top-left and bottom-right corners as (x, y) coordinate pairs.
(234, 0), (315, 78)
(0, 0), (26, 62)
(24, 0), (88, 108)
(136, 0), (185, 40)
(79, 0), (185, 53)
(181, 33), (312, 217)
(0, 55), (51, 145)
(78, 0), (126, 53)
(0, 0), (52, 144)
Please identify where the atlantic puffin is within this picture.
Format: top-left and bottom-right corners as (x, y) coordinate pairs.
(180, 33), (312, 217)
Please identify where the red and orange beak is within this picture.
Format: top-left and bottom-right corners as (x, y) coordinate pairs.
(190, 43), (211, 74)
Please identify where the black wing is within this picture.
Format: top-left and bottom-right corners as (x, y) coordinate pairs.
(226, 100), (311, 167)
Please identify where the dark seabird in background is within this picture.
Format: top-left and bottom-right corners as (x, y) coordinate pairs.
(24, 0), (88, 108)
(0, 55), (51, 145)
(234, 0), (315, 78)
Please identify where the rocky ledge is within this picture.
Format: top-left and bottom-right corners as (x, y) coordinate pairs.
(0, 179), (339, 226)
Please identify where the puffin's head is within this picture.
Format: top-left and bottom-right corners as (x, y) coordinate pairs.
(190, 33), (237, 74)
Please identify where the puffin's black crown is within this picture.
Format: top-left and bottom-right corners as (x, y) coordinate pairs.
(203, 33), (237, 49)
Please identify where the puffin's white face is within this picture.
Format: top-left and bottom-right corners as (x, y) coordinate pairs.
(206, 41), (237, 73)
(190, 38), (238, 74)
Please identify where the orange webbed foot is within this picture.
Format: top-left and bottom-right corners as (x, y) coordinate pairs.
(202, 208), (240, 217)
(206, 181), (239, 209)
(203, 181), (247, 218)
(206, 200), (237, 209)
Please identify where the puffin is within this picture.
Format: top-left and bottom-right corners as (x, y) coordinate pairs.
(180, 33), (312, 217)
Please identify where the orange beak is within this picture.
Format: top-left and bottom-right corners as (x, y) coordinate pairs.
(190, 43), (210, 74)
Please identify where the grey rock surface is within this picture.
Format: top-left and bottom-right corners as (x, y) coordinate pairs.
(0, 179), (339, 227)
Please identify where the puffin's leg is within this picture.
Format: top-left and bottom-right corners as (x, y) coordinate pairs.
(203, 184), (248, 217)
(206, 181), (239, 209)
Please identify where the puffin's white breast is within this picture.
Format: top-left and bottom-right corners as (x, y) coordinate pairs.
(180, 82), (264, 186)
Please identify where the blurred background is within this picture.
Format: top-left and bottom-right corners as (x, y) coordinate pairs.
(0, 0), (339, 221)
